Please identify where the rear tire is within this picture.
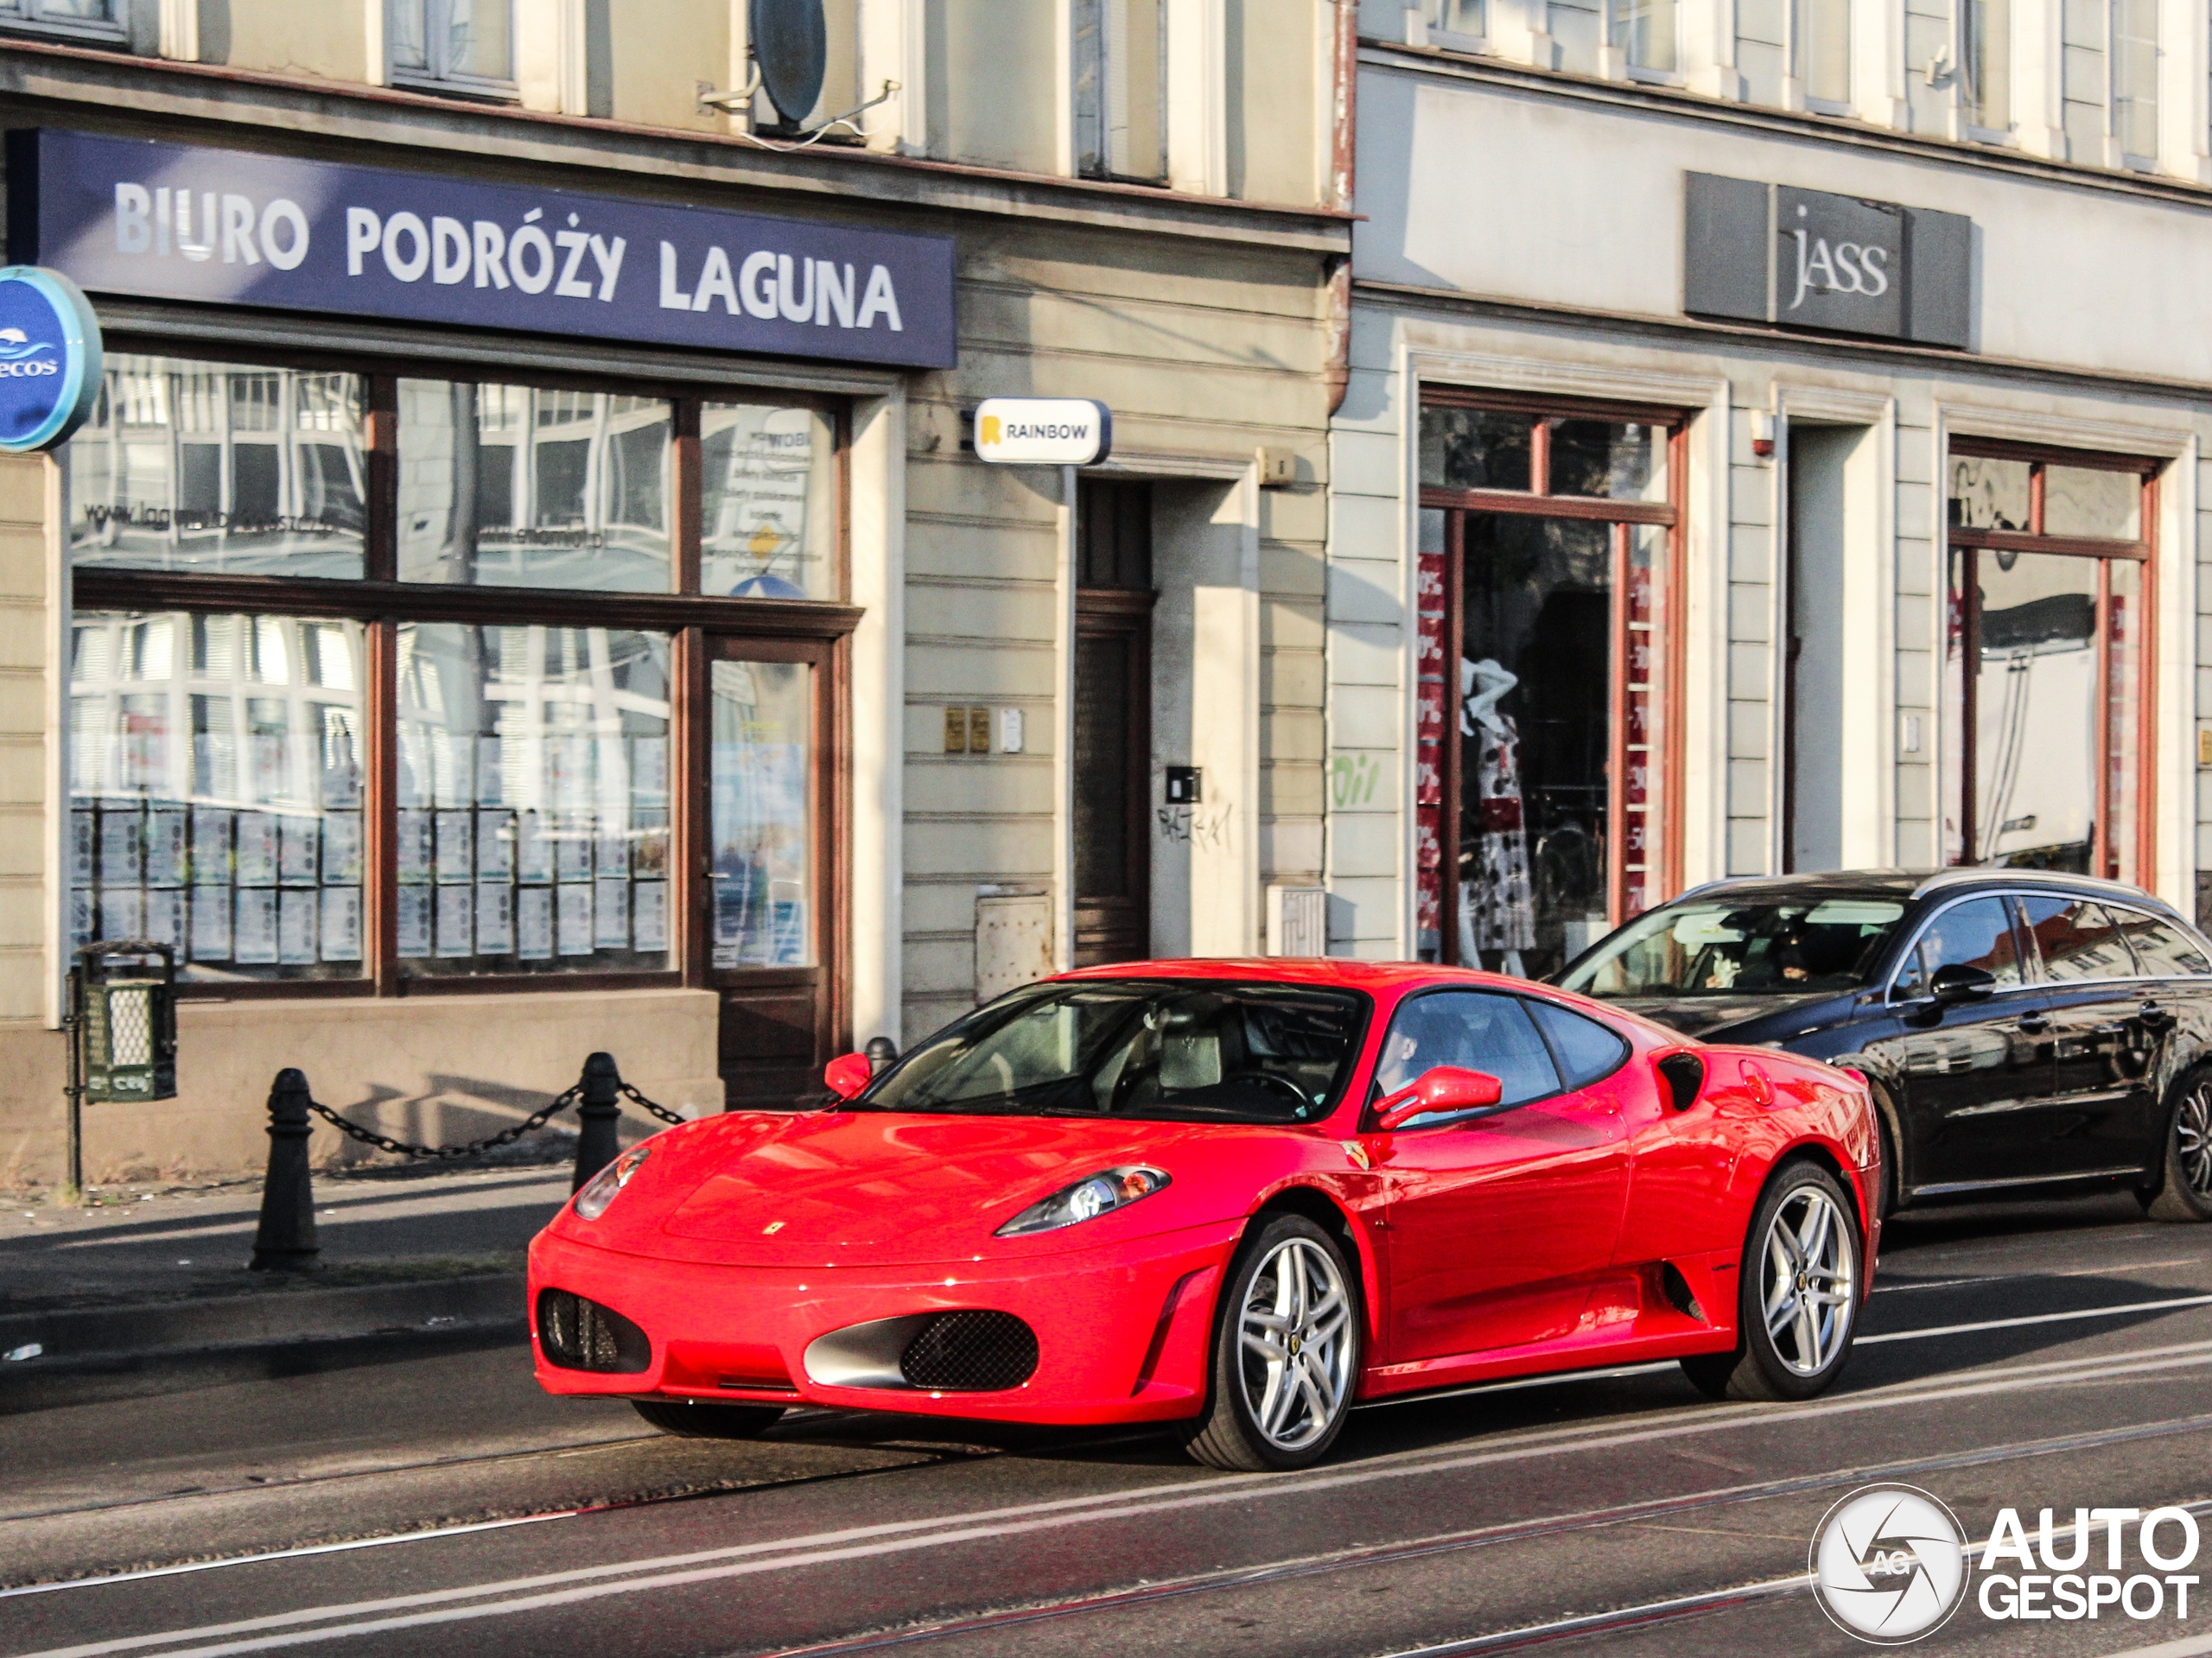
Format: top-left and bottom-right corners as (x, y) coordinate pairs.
(631, 1400), (785, 1439)
(1179, 1214), (1361, 1472)
(2144, 1071), (2212, 1223)
(1680, 1160), (1861, 1403)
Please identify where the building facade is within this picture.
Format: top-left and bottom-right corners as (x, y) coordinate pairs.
(0, 1), (1352, 1184)
(1332, 0), (2212, 969)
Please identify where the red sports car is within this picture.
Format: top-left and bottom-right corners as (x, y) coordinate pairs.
(529, 960), (1880, 1471)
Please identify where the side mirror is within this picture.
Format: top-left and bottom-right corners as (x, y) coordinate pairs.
(823, 1051), (874, 1102)
(1374, 1065), (1504, 1132)
(1929, 962), (1998, 1006)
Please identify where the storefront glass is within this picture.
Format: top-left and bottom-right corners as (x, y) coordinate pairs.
(710, 658), (814, 968)
(69, 611), (365, 981)
(395, 624), (674, 975)
(1942, 445), (2153, 882)
(700, 402), (840, 599)
(1416, 397), (1681, 977)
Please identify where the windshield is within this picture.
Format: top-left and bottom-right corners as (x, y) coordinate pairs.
(1559, 897), (1909, 998)
(861, 980), (1370, 1124)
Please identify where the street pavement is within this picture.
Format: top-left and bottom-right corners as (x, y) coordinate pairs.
(5, 1192), (2212, 1657)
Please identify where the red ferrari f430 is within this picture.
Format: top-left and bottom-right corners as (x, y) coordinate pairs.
(530, 961), (1880, 1470)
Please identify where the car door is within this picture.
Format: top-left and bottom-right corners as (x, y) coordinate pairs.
(1368, 989), (1631, 1362)
(2101, 905), (2209, 1170)
(2017, 895), (2164, 1181)
(1873, 893), (2054, 1196)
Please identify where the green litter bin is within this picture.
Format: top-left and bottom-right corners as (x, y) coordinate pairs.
(74, 941), (177, 1104)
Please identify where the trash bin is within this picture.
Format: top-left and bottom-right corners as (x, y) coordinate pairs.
(74, 940), (177, 1104)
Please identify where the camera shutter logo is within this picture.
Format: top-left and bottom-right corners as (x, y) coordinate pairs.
(1811, 1484), (1970, 1643)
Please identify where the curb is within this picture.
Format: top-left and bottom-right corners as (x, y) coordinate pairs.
(0, 1272), (527, 1366)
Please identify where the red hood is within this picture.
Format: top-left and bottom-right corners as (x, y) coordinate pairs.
(610, 1109), (1238, 1266)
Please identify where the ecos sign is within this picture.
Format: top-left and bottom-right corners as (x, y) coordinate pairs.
(972, 398), (1112, 466)
(0, 266), (99, 453)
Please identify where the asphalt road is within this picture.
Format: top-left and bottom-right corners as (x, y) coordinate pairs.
(7, 1193), (2212, 1658)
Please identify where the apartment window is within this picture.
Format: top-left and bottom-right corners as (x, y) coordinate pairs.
(1942, 443), (2158, 883)
(2112, 0), (2158, 159)
(1738, 0), (1849, 110)
(61, 350), (850, 1077)
(1550, 0), (1675, 75)
(389, 0), (516, 97)
(1962, 0), (2011, 130)
(1073, 0), (1166, 181)
(0, 0), (123, 41)
(1429, 0), (1488, 44)
(1415, 396), (1687, 975)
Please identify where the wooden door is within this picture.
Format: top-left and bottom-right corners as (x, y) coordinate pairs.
(1072, 593), (1153, 966)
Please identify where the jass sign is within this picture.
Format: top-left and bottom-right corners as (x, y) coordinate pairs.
(1683, 173), (1971, 349)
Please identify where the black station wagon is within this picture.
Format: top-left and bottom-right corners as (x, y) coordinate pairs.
(1558, 870), (2212, 1222)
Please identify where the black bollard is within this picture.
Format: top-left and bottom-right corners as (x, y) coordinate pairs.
(573, 1052), (622, 1192)
(865, 1036), (899, 1075)
(249, 1069), (319, 1272)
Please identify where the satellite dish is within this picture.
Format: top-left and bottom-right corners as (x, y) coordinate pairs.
(750, 0), (827, 129)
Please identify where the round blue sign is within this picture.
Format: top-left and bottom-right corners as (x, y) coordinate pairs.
(0, 266), (99, 454)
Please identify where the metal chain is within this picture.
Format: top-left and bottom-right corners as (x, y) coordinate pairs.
(304, 1083), (584, 1161)
(617, 1081), (689, 1126)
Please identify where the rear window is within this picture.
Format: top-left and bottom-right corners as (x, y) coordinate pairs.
(2113, 909), (2212, 977)
(1528, 999), (1630, 1088)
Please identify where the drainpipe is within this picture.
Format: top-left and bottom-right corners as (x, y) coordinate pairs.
(1325, 0), (1359, 416)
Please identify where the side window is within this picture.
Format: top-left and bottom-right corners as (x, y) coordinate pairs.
(1894, 896), (2025, 997)
(2108, 909), (2212, 977)
(1526, 998), (1630, 1088)
(1371, 991), (1560, 1118)
(2018, 896), (2138, 982)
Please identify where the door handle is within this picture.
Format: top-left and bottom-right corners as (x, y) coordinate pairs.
(2015, 1013), (2050, 1035)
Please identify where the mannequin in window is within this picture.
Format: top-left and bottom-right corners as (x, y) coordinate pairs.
(1459, 656), (1535, 975)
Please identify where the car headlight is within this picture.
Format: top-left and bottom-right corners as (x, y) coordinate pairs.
(995, 1166), (1170, 1236)
(572, 1146), (650, 1222)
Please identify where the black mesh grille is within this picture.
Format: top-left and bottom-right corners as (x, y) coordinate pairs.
(899, 1311), (1039, 1391)
(536, 1287), (652, 1374)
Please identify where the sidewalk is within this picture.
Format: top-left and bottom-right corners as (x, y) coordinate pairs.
(0, 1158), (574, 1398)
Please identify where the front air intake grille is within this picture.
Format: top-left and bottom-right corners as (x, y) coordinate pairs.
(537, 1287), (652, 1374)
(899, 1311), (1039, 1391)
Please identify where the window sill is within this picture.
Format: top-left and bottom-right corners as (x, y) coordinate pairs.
(387, 70), (520, 105)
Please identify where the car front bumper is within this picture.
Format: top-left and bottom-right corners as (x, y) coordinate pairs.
(527, 1219), (1243, 1426)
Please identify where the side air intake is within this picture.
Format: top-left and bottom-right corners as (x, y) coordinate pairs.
(1656, 1051), (1705, 1113)
(537, 1287), (652, 1374)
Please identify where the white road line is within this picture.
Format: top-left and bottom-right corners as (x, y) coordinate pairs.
(1859, 1293), (2212, 1344)
(2096, 1634), (2212, 1658)
(0, 1515), (575, 1601)
(1874, 1256), (2204, 1293)
(23, 1338), (2212, 1658)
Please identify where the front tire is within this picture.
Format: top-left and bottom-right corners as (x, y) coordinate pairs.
(1180, 1214), (1361, 1471)
(631, 1400), (785, 1439)
(2144, 1071), (2212, 1223)
(1681, 1160), (1861, 1402)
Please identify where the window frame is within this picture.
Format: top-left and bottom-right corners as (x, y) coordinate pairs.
(386, 0), (520, 102)
(1881, 889), (2037, 1001)
(1363, 987), (1629, 1129)
(1417, 386), (1690, 967)
(67, 335), (856, 1004)
(0, 0), (125, 46)
(1944, 436), (2158, 884)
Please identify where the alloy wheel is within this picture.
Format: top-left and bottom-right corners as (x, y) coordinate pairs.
(2178, 1085), (2212, 1199)
(1236, 1236), (1354, 1451)
(1760, 1185), (1855, 1376)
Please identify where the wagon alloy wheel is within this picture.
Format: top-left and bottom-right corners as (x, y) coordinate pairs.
(2144, 1070), (2212, 1222)
(1182, 1214), (1363, 1471)
(1237, 1236), (1354, 1451)
(1681, 1161), (1861, 1403)
(1759, 1186), (1854, 1375)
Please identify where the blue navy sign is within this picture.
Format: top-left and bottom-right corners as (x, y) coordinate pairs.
(7, 129), (957, 371)
(0, 264), (99, 452)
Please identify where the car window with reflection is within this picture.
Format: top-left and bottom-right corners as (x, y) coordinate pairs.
(2016, 896), (2136, 983)
(1893, 897), (2025, 997)
(1560, 897), (1905, 998)
(2111, 910), (2212, 977)
(859, 980), (1366, 1124)
(1370, 991), (1560, 1118)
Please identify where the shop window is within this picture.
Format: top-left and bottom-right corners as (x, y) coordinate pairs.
(70, 613), (365, 982)
(388, 0), (516, 98)
(395, 624), (672, 977)
(710, 657), (816, 968)
(1942, 443), (2155, 883)
(700, 403), (840, 599)
(64, 359), (367, 579)
(1416, 398), (1683, 979)
(397, 382), (671, 592)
